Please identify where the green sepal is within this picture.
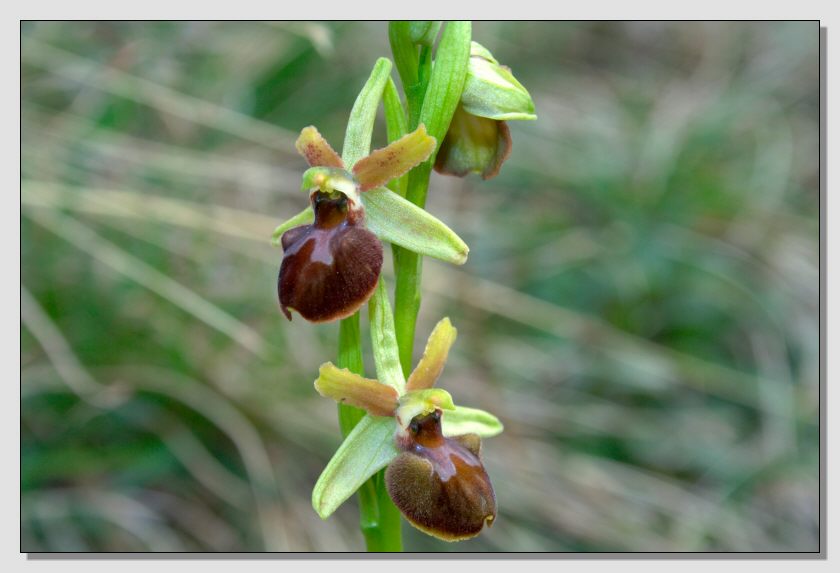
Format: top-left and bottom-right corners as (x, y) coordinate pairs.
(342, 57), (393, 168)
(396, 388), (455, 428)
(368, 279), (406, 394)
(442, 405), (504, 439)
(270, 206), (314, 247)
(312, 415), (400, 519)
(362, 187), (469, 265)
(461, 41), (536, 122)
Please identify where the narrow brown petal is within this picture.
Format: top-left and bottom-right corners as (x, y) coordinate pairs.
(295, 126), (345, 168)
(314, 363), (399, 417)
(385, 410), (496, 542)
(406, 317), (457, 391)
(352, 124), (437, 192)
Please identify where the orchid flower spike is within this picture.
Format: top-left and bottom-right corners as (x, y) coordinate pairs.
(311, 282), (503, 542)
(273, 125), (469, 323)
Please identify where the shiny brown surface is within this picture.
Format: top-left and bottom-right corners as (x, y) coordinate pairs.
(386, 410), (496, 542)
(278, 193), (382, 322)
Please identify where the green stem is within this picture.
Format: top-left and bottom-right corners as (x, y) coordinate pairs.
(357, 472), (403, 551)
(337, 315), (403, 551)
(388, 22), (418, 92)
(337, 55), (404, 552)
(337, 314), (365, 434)
(332, 22), (470, 550)
(393, 162), (432, 376)
(391, 21), (471, 378)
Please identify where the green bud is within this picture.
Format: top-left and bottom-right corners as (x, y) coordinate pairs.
(433, 42), (536, 180)
(433, 104), (512, 180)
(461, 41), (537, 121)
(408, 21), (441, 46)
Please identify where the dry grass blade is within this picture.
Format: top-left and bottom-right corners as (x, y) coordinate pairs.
(426, 263), (794, 410)
(19, 299), (258, 515)
(24, 207), (268, 356)
(23, 181), (798, 411)
(23, 181), (280, 244)
(23, 106), (300, 194)
(22, 366), (290, 551)
(142, 417), (254, 509)
(24, 489), (186, 551)
(22, 38), (299, 152)
(21, 286), (121, 408)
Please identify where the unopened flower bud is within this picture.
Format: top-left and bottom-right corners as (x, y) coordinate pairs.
(408, 21), (441, 47)
(461, 41), (536, 122)
(434, 42), (536, 180)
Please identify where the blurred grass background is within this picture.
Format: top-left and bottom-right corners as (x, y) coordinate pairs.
(20, 21), (819, 552)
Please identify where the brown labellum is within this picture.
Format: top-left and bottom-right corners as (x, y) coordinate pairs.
(385, 409), (497, 542)
(278, 192), (383, 323)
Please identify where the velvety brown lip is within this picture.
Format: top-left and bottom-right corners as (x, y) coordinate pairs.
(385, 410), (497, 542)
(278, 193), (383, 323)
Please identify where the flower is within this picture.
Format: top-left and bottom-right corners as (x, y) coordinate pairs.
(310, 284), (503, 541)
(434, 42), (536, 180)
(274, 125), (470, 322)
(277, 170), (383, 322)
(386, 408), (497, 541)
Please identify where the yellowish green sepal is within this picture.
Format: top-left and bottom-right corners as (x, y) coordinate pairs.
(312, 415), (400, 519)
(442, 405), (504, 439)
(406, 317), (457, 391)
(362, 187), (469, 265)
(369, 279), (406, 394)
